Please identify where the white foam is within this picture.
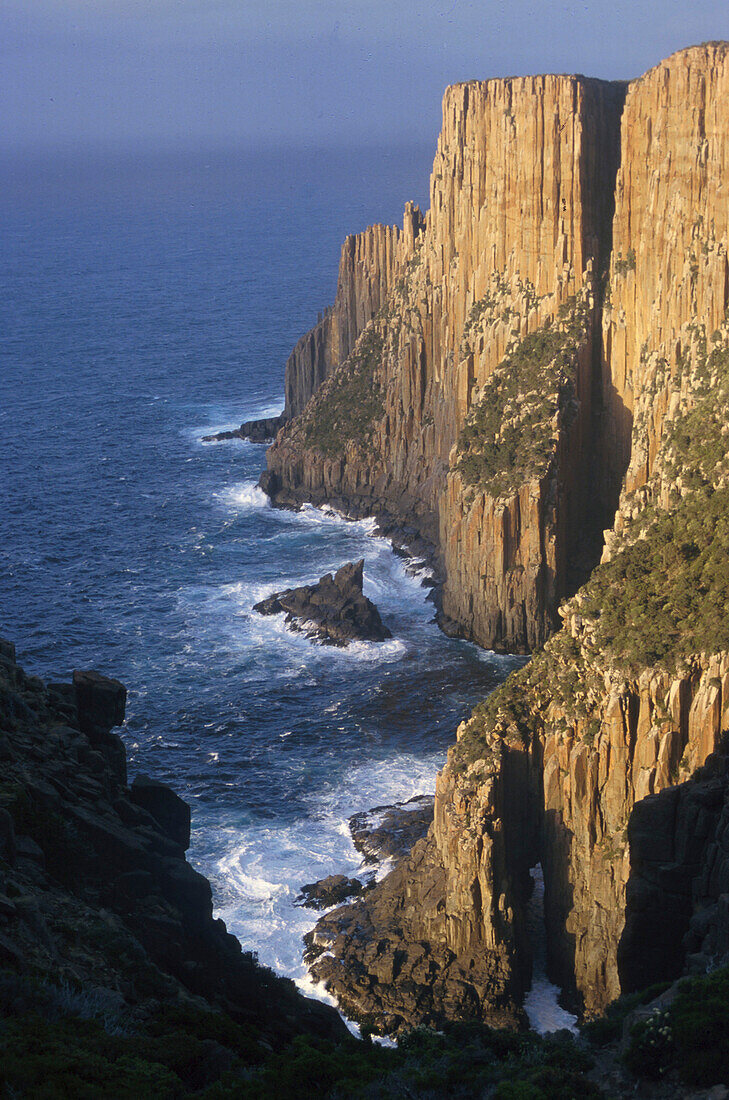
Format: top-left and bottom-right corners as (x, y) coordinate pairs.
(200, 748), (444, 991)
(189, 400), (284, 444)
(217, 481), (270, 513)
(523, 865), (578, 1034)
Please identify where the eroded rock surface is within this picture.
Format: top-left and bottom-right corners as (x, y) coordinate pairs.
(253, 559), (391, 647)
(349, 794), (434, 864)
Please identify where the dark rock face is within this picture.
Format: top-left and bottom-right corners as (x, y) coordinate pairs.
(349, 795), (434, 864)
(297, 874), (364, 910)
(620, 752), (729, 992)
(202, 413), (287, 444)
(73, 669), (126, 733)
(254, 559), (392, 647)
(0, 638), (346, 1051)
(131, 774), (192, 851)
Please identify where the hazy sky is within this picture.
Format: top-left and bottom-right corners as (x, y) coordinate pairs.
(3, 0), (729, 154)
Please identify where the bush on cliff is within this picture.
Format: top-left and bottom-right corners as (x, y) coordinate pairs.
(581, 484), (729, 669)
(623, 967), (729, 1086)
(0, 976), (600, 1099)
(302, 325), (385, 457)
(455, 298), (589, 498)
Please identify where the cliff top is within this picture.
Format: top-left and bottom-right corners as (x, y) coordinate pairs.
(444, 42), (729, 105)
(443, 72), (627, 97)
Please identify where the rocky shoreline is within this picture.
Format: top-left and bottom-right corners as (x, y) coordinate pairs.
(0, 638), (345, 1067)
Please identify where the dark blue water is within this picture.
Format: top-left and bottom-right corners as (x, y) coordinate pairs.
(0, 146), (521, 999)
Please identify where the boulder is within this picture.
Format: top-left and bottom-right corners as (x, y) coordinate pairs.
(73, 670), (126, 734)
(297, 874), (365, 910)
(254, 560), (392, 647)
(130, 774), (191, 851)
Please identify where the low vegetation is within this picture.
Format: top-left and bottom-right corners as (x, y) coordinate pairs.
(578, 336), (729, 671)
(455, 297), (589, 498)
(0, 970), (601, 1098)
(580, 485), (729, 668)
(624, 966), (729, 1086)
(303, 325), (386, 458)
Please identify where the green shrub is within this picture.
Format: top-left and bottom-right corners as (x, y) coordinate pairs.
(303, 325), (385, 457)
(580, 484), (729, 669)
(670, 967), (729, 1086)
(614, 249), (636, 276)
(581, 983), (670, 1046)
(622, 967), (729, 1087)
(455, 298), (589, 497)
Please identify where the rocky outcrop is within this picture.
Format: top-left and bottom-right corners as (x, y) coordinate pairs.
(266, 74), (625, 650)
(254, 559), (391, 646)
(203, 413), (287, 444)
(349, 794), (434, 864)
(297, 875), (365, 910)
(0, 638), (345, 1061)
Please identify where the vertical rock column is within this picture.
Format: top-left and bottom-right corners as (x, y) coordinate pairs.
(601, 42), (729, 506)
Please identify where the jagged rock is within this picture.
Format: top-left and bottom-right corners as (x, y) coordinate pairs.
(253, 559), (391, 646)
(297, 875), (364, 910)
(202, 413), (287, 444)
(130, 774), (192, 851)
(349, 795), (434, 864)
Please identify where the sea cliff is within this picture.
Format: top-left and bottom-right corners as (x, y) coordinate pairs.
(261, 42), (729, 1036)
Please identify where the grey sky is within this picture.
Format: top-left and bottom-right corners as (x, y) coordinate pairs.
(3, 0), (729, 153)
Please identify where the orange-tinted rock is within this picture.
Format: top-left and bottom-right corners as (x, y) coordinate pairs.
(269, 75), (625, 650)
(270, 45), (729, 1030)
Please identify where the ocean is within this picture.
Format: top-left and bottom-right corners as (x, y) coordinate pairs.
(0, 144), (573, 1031)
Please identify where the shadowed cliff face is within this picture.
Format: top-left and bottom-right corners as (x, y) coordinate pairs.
(259, 43), (729, 1032)
(0, 639), (345, 1057)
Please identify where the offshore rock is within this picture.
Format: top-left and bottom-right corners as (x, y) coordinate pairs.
(297, 875), (365, 910)
(202, 412), (287, 444)
(253, 559), (391, 647)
